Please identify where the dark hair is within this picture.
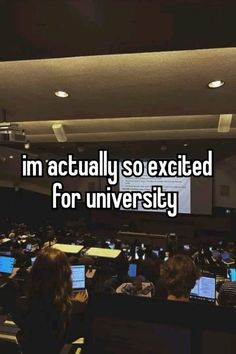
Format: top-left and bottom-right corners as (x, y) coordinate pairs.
(27, 248), (72, 337)
(160, 254), (199, 298)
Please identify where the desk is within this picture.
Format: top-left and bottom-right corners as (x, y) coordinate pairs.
(85, 247), (121, 259)
(0, 239), (11, 245)
(0, 317), (18, 343)
(116, 282), (153, 298)
(51, 244), (84, 254)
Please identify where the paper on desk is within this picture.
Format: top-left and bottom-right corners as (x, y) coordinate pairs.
(51, 244), (84, 254)
(85, 247), (121, 258)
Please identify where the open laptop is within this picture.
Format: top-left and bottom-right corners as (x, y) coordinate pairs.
(152, 249), (160, 257)
(227, 268), (236, 281)
(190, 273), (216, 304)
(128, 263), (137, 278)
(0, 256), (15, 276)
(71, 265), (86, 291)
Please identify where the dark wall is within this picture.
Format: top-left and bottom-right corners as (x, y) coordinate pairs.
(0, 187), (89, 228)
(0, 187), (234, 243)
(91, 208), (233, 243)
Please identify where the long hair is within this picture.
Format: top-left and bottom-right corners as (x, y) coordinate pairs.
(27, 248), (72, 337)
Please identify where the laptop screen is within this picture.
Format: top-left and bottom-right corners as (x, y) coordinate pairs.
(26, 244), (32, 251)
(128, 263), (137, 278)
(0, 256), (15, 275)
(227, 268), (236, 281)
(71, 265), (85, 289)
(190, 274), (215, 303)
(152, 250), (159, 257)
(106, 241), (115, 250)
(221, 251), (230, 261)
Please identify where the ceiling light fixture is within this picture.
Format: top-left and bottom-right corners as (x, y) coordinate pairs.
(218, 114), (232, 133)
(0, 156), (6, 163)
(0, 110), (26, 142)
(77, 146), (84, 153)
(0, 122), (11, 130)
(160, 144), (167, 151)
(207, 80), (225, 89)
(184, 143), (188, 147)
(52, 123), (67, 142)
(24, 141), (30, 150)
(54, 90), (69, 98)
(9, 155), (14, 159)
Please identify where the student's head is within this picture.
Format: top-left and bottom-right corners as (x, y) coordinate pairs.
(115, 256), (129, 279)
(138, 258), (159, 283)
(28, 248), (72, 335)
(226, 242), (236, 255)
(160, 254), (199, 302)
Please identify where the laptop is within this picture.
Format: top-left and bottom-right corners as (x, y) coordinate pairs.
(26, 243), (32, 252)
(71, 265), (86, 291)
(227, 268), (236, 281)
(128, 263), (137, 278)
(221, 251), (230, 261)
(152, 249), (159, 257)
(105, 241), (115, 250)
(190, 273), (216, 304)
(0, 256), (15, 276)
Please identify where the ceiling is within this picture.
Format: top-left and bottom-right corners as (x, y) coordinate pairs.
(1, 0), (236, 61)
(1, 48), (236, 122)
(0, 1), (236, 194)
(3, 139), (236, 161)
(0, 48), (236, 143)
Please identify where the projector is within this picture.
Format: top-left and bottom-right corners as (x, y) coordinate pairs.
(0, 123), (26, 143)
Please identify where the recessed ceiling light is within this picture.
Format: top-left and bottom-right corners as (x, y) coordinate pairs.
(207, 80), (225, 89)
(77, 146), (84, 153)
(184, 143), (188, 147)
(24, 141), (30, 150)
(160, 144), (167, 151)
(9, 155), (14, 159)
(54, 90), (69, 98)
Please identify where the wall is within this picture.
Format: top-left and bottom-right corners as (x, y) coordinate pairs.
(0, 148), (236, 239)
(0, 187), (90, 227)
(214, 157), (236, 208)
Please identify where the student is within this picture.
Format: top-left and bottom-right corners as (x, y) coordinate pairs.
(160, 254), (199, 302)
(2, 248), (88, 354)
(103, 255), (130, 293)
